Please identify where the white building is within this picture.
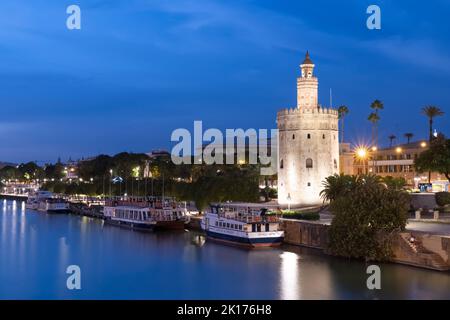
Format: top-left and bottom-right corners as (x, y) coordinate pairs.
(277, 52), (339, 206)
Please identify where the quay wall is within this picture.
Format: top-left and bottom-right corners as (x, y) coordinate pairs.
(281, 219), (329, 249)
(0, 194), (28, 201)
(281, 219), (450, 271)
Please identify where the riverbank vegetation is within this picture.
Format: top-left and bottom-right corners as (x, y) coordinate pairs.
(321, 174), (409, 261)
(415, 133), (450, 182)
(268, 209), (320, 221)
(0, 152), (268, 212)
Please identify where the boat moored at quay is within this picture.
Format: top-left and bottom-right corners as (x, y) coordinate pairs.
(26, 191), (70, 213)
(38, 198), (71, 214)
(201, 205), (284, 248)
(103, 197), (189, 231)
(25, 190), (53, 210)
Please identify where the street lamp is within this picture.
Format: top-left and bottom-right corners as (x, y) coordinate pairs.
(355, 147), (368, 174)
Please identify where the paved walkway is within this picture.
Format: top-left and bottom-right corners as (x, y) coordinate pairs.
(406, 220), (450, 236)
(319, 213), (450, 236)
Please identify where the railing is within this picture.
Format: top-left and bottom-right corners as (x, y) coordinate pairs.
(219, 214), (280, 224)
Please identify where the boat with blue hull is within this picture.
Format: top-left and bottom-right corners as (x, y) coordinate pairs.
(201, 205), (284, 249)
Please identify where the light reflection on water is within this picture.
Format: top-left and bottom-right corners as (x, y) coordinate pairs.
(0, 200), (449, 300)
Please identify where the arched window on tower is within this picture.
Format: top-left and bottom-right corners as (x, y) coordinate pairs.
(306, 158), (313, 168)
(334, 159), (338, 169)
(292, 134), (295, 140)
(307, 133), (311, 139)
(280, 159), (284, 169)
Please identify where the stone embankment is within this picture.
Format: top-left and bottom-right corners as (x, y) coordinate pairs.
(281, 219), (450, 271)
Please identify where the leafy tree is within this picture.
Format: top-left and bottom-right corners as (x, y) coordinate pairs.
(380, 176), (406, 190)
(415, 134), (450, 182)
(326, 174), (409, 261)
(0, 166), (20, 180)
(18, 162), (43, 180)
(435, 192), (450, 207)
(44, 163), (65, 180)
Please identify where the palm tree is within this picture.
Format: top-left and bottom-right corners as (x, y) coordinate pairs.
(369, 100), (383, 145)
(320, 173), (381, 203)
(388, 134), (396, 147)
(421, 106), (444, 183)
(368, 112), (380, 144)
(404, 133), (413, 144)
(320, 173), (357, 203)
(421, 106), (444, 142)
(337, 105), (349, 144)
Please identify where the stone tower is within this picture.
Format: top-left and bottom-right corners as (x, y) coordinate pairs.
(277, 52), (339, 206)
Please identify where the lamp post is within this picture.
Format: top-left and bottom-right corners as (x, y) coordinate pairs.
(109, 169), (113, 198)
(356, 147), (368, 174)
(371, 146), (377, 173)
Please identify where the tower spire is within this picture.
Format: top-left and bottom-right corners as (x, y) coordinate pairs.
(297, 51), (318, 109)
(302, 50), (313, 65)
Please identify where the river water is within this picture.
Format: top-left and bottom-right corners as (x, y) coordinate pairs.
(1, 199), (449, 299)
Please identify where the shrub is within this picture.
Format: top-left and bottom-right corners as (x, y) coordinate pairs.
(269, 210), (320, 221)
(435, 192), (450, 207)
(326, 176), (409, 261)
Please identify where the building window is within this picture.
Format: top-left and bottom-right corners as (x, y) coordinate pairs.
(322, 134), (325, 139)
(292, 134), (295, 140)
(334, 159), (337, 169)
(306, 158), (313, 168)
(307, 182), (311, 186)
(307, 134), (311, 139)
(280, 159), (284, 169)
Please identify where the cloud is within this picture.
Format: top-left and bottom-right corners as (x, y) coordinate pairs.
(361, 37), (450, 74)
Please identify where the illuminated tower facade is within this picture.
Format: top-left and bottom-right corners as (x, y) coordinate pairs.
(277, 52), (339, 206)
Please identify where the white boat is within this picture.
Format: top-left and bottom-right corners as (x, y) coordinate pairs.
(103, 197), (189, 231)
(26, 191), (53, 210)
(37, 198), (70, 214)
(201, 205), (284, 248)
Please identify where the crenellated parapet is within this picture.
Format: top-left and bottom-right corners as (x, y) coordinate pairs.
(277, 106), (339, 131)
(277, 106), (339, 117)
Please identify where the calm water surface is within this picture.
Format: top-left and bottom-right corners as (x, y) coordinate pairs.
(1, 199), (449, 299)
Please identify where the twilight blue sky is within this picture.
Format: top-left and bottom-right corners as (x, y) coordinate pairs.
(0, 0), (449, 163)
